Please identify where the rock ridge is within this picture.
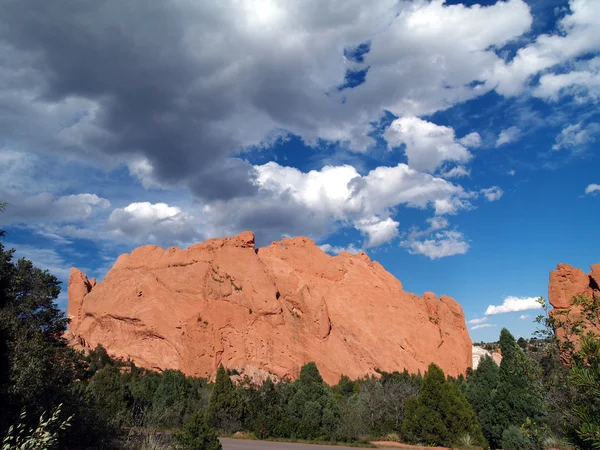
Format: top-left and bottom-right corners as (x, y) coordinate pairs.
(67, 231), (472, 384)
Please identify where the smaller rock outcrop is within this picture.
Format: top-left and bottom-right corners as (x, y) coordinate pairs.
(548, 263), (600, 355)
(471, 346), (502, 370)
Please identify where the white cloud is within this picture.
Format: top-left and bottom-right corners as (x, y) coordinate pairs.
(384, 117), (472, 172)
(508, 169), (516, 176)
(496, 126), (521, 147)
(485, 296), (542, 315)
(468, 317), (488, 325)
(585, 184), (600, 195)
(552, 122), (598, 150)
(519, 314), (532, 320)
(319, 243), (361, 255)
(402, 230), (469, 260)
(102, 160), (491, 255)
(533, 56), (600, 102)
(459, 132), (482, 149)
(480, 186), (504, 202)
(355, 217), (400, 249)
(106, 202), (202, 246)
(471, 323), (497, 330)
(251, 161), (475, 248)
(440, 166), (470, 179)
(489, 0), (600, 97)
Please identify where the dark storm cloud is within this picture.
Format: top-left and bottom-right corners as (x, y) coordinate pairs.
(0, 0), (257, 197)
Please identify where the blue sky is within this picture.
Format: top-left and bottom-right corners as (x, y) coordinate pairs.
(0, 0), (599, 342)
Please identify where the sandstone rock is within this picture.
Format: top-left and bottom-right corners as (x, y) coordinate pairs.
(548, 263), (600, 357)
(471, 346), (502, 370)
(548, 264), (590, 309)
(67, 232), (472, 384)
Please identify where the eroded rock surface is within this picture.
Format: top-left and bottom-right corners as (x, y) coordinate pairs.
(548, 263), (600, 355)
(67, 232), (472, 384)
(472, 346), (502, 370)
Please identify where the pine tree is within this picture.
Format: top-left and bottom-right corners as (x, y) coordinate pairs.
(87, 365), (130, 427)
(287, 362), (339, 440)
(488, 328), (547, 448)
(401, 363), (486, 447)
(205, 365), (240, 433)
(466, 354), (499, 444)
(174, 411), (222, 450)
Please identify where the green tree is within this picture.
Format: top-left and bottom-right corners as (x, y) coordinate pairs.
(488, 328), (547, 448)
(286, 362), (339, 440)
(0, 232), (115, 448)
(148, 369), (189, 428)
(401, 363), (486, 447)
(206, 365), (240, 433)
(540, 293), (600, 448)
(245, 377), (286, 439)
(466, 355), (499, 444)
(0, 243), (71, 430)
(568, 334), (600, 448)
(86, 365), (130, 427)
(174, 412), (221, 450)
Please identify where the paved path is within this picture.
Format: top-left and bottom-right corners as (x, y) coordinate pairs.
(220, 438), (368, 450)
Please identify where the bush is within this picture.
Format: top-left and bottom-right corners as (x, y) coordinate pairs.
(174, 412), (221, 450)
(1, 403), (72, 450)
(401, 363), (486, 448)
(502, 425), (531, 450)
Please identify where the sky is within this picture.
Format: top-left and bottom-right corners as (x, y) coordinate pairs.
(0, 0), (599, 343)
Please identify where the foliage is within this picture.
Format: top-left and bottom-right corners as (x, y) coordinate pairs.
(568, 335), (600, 449)
(174, 412), (221, 450)
(87, 365), (131, 427)
(466, 354), (499, 444)
(488, 328), (547, 448)
(537, 295), (600, 449)
(502, 425), (531, 450)
(1, 403), (72, 450)
(401, 363), (486, 448)
(285, 362), (339, 440)
(206, 365), (241, 433)
(0, 238), (115, 448)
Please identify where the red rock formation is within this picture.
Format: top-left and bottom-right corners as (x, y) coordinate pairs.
(67, 231), (472, 384)
(548, 263), (600, 353)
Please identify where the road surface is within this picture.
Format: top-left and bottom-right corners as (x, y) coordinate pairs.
(220, 438), (369, 450)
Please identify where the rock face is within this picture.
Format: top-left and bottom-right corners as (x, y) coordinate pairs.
(67, 232), (472, 384)
(548, 263), (600, 353)
(471, 346), (502, 370)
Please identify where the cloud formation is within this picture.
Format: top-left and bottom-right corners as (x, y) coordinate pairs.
(485, 296), (542, 315)
(585, 184), (600, 195)
(480, 187), (504, 202)
(471, 323), (497, 330)
(468, 317), (488, 325)
(496, 127), (521, 147)
(1, 0), (598, 260)
(0, 192), (110, 225)
(0, 0), (543, 203)
(553, 122), (599, 151)
(384, 117), (472, 172)
(402, 230), (469, 260)
(105, 202), (201, 246)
